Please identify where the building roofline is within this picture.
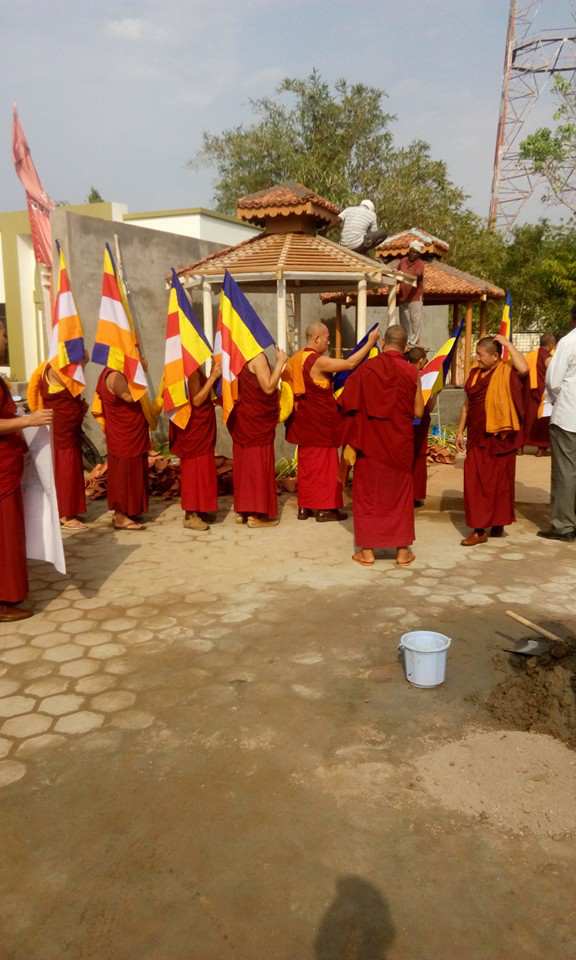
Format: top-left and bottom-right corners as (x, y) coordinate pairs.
(124, 207), (256, 228)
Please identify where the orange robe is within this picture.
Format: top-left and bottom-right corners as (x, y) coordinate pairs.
(525, 347), (551, 450)
(0, 378), (28, 604)
(227, 366), (278, 517)
(96, 369), (149, 517)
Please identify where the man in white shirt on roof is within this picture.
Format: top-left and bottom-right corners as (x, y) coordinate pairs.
(338, 200), (388, 255)
(538, 306), (576, 541)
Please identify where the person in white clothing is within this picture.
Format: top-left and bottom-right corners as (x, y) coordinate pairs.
(338, 200), (388, 255)
(538, 307), (576, 541)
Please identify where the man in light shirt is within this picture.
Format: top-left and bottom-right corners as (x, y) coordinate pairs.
(338, 200), (387, 255)
(538, 307), (576, 541)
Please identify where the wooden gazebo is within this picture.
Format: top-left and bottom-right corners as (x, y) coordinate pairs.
(175, 184), (414, 350)
(322, 227), (505, 376)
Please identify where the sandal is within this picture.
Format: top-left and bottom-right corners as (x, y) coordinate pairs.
(352, 552), (375, 567)
(395, 549), (416, 566)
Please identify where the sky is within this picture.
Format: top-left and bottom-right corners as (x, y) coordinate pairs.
(1, 0), (575, 222)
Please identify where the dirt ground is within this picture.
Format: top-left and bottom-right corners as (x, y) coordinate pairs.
(1, 454), (575, 960)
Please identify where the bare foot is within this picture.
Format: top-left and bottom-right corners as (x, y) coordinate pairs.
(60, 517), (87, 530)
(113, 512), (146, 530)
(396, 547), (415, 566)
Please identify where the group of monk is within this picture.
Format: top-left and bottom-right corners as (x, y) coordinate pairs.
(0, 315), (564, 623)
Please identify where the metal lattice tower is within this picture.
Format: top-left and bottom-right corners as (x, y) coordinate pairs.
(488, 0), (576, 232)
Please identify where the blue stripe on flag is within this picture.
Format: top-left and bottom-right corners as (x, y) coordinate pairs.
(65, 337), (85, 364)
(223, 271), (274, 349)
(333, 322), (380, 395)
(91, 342), (110, 366)
(172, 269), (212, 350)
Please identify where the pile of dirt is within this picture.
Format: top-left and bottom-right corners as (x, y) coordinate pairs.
(85, 455), (234, 501)
(486, 642), (576, 747)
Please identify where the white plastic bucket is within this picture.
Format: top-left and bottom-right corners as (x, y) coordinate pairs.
(399, 631), (452, 688)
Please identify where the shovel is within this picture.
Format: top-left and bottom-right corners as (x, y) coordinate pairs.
(503, 610), (568, 657)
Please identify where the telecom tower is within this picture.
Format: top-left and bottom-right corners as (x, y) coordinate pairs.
(488, 0), (576, 232)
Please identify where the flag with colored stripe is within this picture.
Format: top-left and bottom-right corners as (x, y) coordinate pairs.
(420, 320), (464, 407)
(215, 271), (274, 422)
(498, 291), (512, 360)
(49, 241), (85, 396)
(162, 270), (213, 428)
(91, 243), (148, 401)
(333, 322), (380, 399)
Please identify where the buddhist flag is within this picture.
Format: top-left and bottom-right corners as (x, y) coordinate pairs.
(420, 320), (464, 407)
(12, 105), (54, 267)
(498, 291), (512, 360)
(333, 322), (380, 399)
(215, 270), (274, 422)
(49, 242), (86, 396)
(162, 270), (212, 428)
(91, 243), (147, 401)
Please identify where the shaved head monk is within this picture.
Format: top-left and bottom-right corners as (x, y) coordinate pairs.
(95, 364), (151, 530)
(285, 321), (380, 522)
(0, 376), (53, 621)
(405, 346), (432, 506)
(456, 334), (528, 545)
(28, 360), (88, 529)
(340, 325), (424, 566)
(227, 346), (286, 527)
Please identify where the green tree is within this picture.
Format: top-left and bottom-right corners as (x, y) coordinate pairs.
(87, 186), (104, 203)
(519, 76), (576, 215)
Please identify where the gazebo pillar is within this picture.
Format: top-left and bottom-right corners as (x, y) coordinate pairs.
(357, 277), (367, 338)
(202, 280), (213, 345)
(276, 277), (287, 350)
(292, 290), (302, 352)
(387, 282), (397, 328)
(479, 297), (488, 338)
(450, 303), (460, 385)
(335, 303), (343, 358)
(464, 301), (474, 380)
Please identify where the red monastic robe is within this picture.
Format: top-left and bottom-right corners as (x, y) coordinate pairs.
(340, 350), (418, 548)
(96, 368), (150, 517)
(286, 351), (343, 510)
(227, 365), (278, 517)
(0, 378), (28, 604)
(464, 364), (524, 530)
(413, 410), (430, 502)
(525, 347), (551, 450)
(169, 373), (217, 513)
(40, 370), (86, 518)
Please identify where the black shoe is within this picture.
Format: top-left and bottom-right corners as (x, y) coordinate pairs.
(537, 529), (576, 542)
(414, 500), (425, 508)
(490, 525), (504, 538)
(315, 509), (348, 522)
(298, 508), (313, 520)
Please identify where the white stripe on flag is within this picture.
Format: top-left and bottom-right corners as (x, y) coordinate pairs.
(164, 335), (182, 365)
(99, 295), (131, 331)
(134, 362), (147, 387)
(420, 371), (438, 392)
(70, 365), (86, 384)
(220, 349), (233, 383)
(56, 291), (77, 321)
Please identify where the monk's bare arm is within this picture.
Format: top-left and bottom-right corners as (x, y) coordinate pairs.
(414, 382), (425, 419)
(0, 410), (53, 434)
(249, 349), (287, 394)
(456, 398), (468, 453)
(494, 335), (529, 375)
(190, 361), (221, 407)
(313, 328), (380, 375)
(107, 371), (133, 402)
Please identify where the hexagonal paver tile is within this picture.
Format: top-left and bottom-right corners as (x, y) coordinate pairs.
(0, 680), (20, 698)
(89, 643), (127, 661)
(42, 644), (84, 663)
(60, 621), (97, 636)
(110, 710), (154, 730)
(13, 619), (54, 637)
(54, 711), (104, 735)
(0, 737), (12, 758)
(147, 616), (177, 631)
(21, 664), (53, 681)
(0, 761), (26, 787)
(45, 608), (80, 624)
(90, 691), (136, 713)
(30, 633), (68, 649)
(104, 658), (135, 676)
(0, 636), (25, 651)
(58, 659), (100, 679)
(73, 632), (114, 648)
(39, 694), (85, 717)
(73, 597), (110, 611)
(118, 629), (154, 645)
(17, 734), (66, 757)
(74, 675), (116, 695)
(41, 598), (71, 612)
(24, 677), (69, 698)
(99, 618), (137, 634)
(0, 647), (41, 665)
(0, 696), (36, 718)
(2, 714), (52, 739)
(125, 605), (159, 618)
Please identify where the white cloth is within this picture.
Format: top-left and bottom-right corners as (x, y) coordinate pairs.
(339, 205), (377, 249)
(22, 425), (66, 575)
(546, 326), (576, 433)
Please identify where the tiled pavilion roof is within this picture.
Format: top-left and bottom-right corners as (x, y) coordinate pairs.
(235, 182), (340, 228)
(377, 227), (450, 260)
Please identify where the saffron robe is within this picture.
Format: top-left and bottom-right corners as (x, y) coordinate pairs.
(169, 374), (217, 513)
(0, 378), (28, 604)
(464, 364), (524, 530)
(227, 365), (278, 517)
(40, 369), (86, 518)
(286, 351), (343, 510)
(340, 350), (418, 548)
(413, 410), (431, 502)
(525, 347), (551, 450)
(96, 368), (150, 517)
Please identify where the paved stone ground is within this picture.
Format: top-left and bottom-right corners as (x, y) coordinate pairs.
(0, 454), (575, 959)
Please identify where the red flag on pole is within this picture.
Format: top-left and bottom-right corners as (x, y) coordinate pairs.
(12, 105), (54, 267)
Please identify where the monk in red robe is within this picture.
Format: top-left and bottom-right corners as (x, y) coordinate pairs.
(95, 368), (150, 530)
(340, 325), (424, 567)
(456, 335), (528, 546)
(523, 333), (555, 456)
(28, 362), (87, 528)
(405, 346), (434, 506)
(227, 347), (286, 528)
(0, 376), (53, 622)
(285, 322), (380, 522)
(170, 361), (221, 531)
